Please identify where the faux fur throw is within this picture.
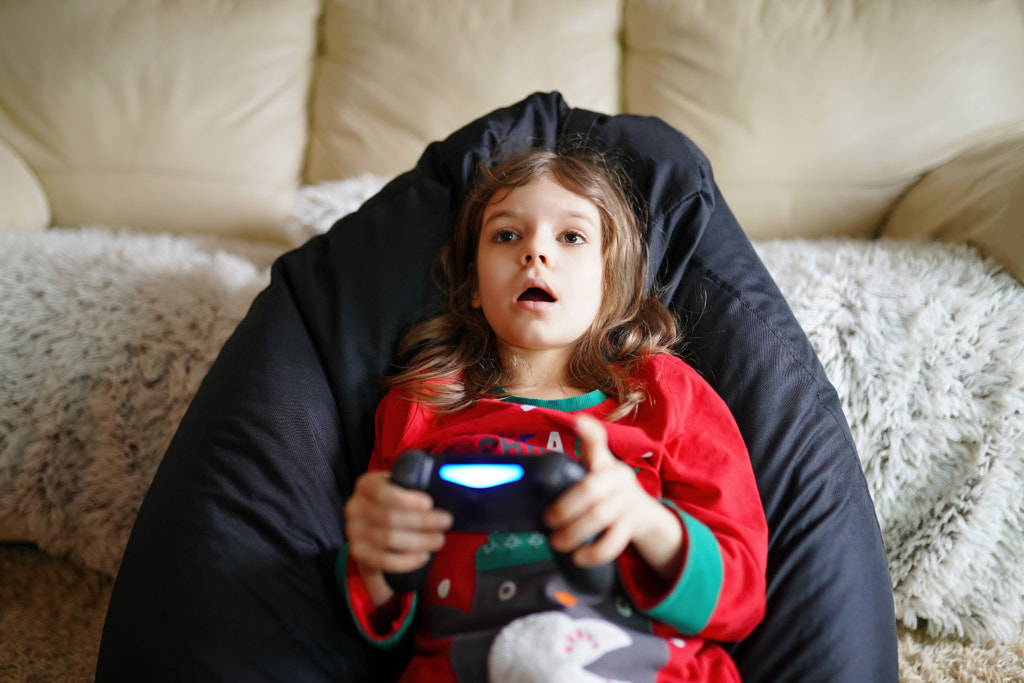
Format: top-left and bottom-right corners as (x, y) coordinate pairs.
(755, 239), (1024, 643)
(1, 179), (1022, 645)
(0, 230), (279, 573)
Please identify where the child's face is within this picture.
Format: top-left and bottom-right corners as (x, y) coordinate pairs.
(472, 176), (604, 364)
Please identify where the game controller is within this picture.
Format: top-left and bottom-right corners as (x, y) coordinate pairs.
(383, 449), (616, 597)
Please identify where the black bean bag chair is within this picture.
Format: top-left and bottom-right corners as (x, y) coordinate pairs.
(96, 92), (898, 682)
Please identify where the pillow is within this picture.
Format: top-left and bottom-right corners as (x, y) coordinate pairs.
(882, 128), (1024, 284)
(0, 0), (318, 242)
(97, 93), (898, 682)
(0, 139), (50, 233)
(305, 0), (621, 180)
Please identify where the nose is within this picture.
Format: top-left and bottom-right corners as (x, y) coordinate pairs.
(521, 237), (548, 266)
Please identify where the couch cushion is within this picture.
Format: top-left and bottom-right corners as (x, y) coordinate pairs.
(0, 0), (319, 242)
(623, 0), (1024, 240)
(0, 139), (50, 233)
(882, 126), (1024, 283)
(305, 0), (622, 180)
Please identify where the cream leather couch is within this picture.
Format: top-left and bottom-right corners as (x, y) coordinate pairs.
(2, 0), (1023, 279)
(2, 0), (1024, 678)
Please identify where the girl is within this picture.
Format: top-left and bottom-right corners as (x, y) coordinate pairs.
(339, 148), (767, 682)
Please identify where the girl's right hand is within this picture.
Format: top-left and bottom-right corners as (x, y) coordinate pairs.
(344, 470), (453, 604)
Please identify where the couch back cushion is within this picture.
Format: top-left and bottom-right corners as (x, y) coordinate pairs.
(304, 0), (622, 181)
(624, 0), (1024, 239)
(0, 0), (319, 242)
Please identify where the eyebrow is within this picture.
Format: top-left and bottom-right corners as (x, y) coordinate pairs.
(483, 209), (598, 225)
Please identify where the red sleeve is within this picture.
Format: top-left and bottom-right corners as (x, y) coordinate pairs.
(336, 390), (425, 646)
(368, 388), (429, 472)
(336, 547), (416, 647)
(619, 355), (768, 642)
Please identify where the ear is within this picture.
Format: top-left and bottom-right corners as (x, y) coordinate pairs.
(471, 290), (481, 308)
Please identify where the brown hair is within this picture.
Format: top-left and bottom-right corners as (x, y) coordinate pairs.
(385, 148), (679, 421)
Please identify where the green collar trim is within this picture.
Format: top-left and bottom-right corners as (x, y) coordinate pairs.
(501, 389), (608, 412)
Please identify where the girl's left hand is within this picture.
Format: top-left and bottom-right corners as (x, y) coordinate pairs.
(544, 414), (685, 584)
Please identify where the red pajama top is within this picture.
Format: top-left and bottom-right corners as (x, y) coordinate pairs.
(337, 354), (767, 682)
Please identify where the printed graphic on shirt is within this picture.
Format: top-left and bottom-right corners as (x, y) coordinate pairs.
(489, 611), (675, 683)
(430, 560), (668, 683)
(473, 433), (575, 459)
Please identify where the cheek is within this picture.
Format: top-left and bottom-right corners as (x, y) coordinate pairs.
(582, 263), (606, 314)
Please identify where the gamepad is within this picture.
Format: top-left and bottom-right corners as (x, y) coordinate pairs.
(383, 449), (616, 597)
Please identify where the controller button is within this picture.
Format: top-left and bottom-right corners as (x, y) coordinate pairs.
(553, 590), (578, 608)
(498, 580), (518, 601)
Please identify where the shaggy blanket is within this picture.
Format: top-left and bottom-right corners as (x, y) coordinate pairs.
(756, 239), (1024, 643)
(1, 178), (1022, 644)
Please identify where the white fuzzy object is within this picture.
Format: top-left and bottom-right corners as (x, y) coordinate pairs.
(286, 174), (391, 243)
(0, 228), (278, 575)
(488, 612), (634, 683)
(0, 180), (1022, 645)
(756, 238), (1024, 643)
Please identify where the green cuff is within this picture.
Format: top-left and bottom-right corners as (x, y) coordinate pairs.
(644, 502), (723, 634)
(336, 545), (417, 648)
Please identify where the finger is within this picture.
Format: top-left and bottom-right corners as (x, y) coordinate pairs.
(345, 514), (447, 575)
(350, 473), (453, 531)
(384, 506), (454, 533)
(362, 471), (436, 512)
(349, 540), (435, 574)
(572, 522), (632, 567)
(349, 517), (448, 553)
(548, 492), (625, 552)
(575, 414), (613, 472)
(544, 463), (627, 530)
(346, 496), (453, 540)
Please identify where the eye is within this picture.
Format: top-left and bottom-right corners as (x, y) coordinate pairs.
(491, 229), (519, 243)
(561, 230), (587, 245)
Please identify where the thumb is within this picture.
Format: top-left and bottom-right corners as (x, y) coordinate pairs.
(575, 414), (613, 472)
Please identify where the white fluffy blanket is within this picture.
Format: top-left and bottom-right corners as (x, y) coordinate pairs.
(1, 177), (1022, 644)
(756, 239), (1024, 643)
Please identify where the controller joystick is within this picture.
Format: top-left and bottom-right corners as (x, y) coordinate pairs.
(383, 450), (615, 597)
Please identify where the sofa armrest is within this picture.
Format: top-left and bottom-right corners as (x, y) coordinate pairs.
(882, 124), (1024, 282)
(0, 139), (49, 233)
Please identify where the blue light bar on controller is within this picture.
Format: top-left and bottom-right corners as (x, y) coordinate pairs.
(438, 463), (525, 489)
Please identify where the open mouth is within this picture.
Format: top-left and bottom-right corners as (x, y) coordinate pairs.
(517, 287), (556, 303)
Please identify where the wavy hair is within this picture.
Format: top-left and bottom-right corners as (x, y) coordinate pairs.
(384, 147), (679, 421)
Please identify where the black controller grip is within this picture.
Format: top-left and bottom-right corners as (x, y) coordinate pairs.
(389, 449), (433, 490)
(384, 563), (432, 595)
(552, 546), (616, 596)
(383, 451), (435, 593)
(535, 453), (617, 596)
